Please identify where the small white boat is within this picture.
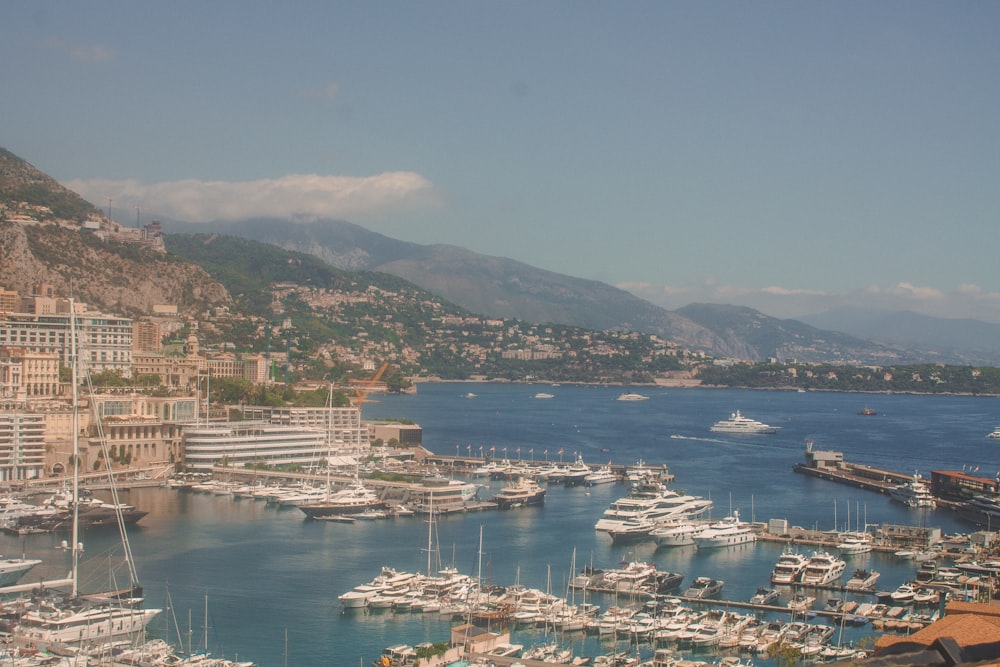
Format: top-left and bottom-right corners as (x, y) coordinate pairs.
(749, 587), (779, 605)
(787, 593), (816, 611)
(534, 392), (554, 399)
(890, 583), (916, 604)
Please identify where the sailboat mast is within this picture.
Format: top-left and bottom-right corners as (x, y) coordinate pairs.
(69, 297), (80, 598)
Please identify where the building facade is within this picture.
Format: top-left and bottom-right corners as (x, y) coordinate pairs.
(240, 405), (371, 451)
(180, 421), (327, 472)
(0, 411), (47, 481)
(0, 308), (133, 377)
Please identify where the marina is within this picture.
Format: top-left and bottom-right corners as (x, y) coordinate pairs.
(2, 384), (1000, 666)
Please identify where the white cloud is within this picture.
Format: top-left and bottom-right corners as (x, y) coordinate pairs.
(43, 37), (115, 63)
(303, 81), (339, 101)
(619, 279), (1000, 324)
(64, 172), (443, 223)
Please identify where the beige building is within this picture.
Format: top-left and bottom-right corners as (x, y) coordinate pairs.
(0, 302), (133, 377)
(0, 347), (60, 399)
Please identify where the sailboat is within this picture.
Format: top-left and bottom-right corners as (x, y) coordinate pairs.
(10, 299), (161, 648)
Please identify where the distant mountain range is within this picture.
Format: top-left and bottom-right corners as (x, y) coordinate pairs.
(3, 143), (997, 366)
(163, 218), (1000, 366)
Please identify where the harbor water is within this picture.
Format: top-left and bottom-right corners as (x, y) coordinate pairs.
(4, 384), (997, 666)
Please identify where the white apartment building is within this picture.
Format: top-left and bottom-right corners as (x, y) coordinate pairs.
(239, 405), (371, 451)
(180, 421), (327, 472)
(0, 411), (46, 481)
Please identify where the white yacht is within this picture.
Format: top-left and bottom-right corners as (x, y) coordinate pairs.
(617, 392), (650, 401)
(584, 465), (617, 485)
(560, 456), (593, 486)
(709, 410), (780, 434)
(692, 511), (756, 549)
(594, 487), (713, 533)
(987, 426), (1000, 439)
(15, 604), (161, 645)
(770, 548), (810, 585)
(837, 532), (874, 556)
(799, 551), (847, 586)
(0, 555), (43, 586)
(651, 520), (710, 547)
(298, 478), (387, 519)
(888, 473), (937, 508)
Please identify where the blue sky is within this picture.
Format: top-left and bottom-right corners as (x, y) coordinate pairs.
(4, 2), (1000, 322)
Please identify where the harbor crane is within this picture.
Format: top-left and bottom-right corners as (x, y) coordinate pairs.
(352, 362), (390, 415)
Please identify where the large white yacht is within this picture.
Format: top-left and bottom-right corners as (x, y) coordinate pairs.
(888, 473), (937, 508)
(651, 520), (710, 547)
(692, 511), (756, 549)
(770, 549), (810, 585)
(987, 426), (1000, 439)
(594, 485), (713, 533)
(709, 410), (780, 434)
(799, 551), (847, 586)
(836, 532), (874, 556)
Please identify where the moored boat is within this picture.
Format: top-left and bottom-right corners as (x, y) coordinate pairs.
(845, 568), (881, 591)
(771, 548), (809, 585)
(491, 477), (546, 509)
(684, 576), (724, 599)
(693, 511), (756, 549)
(799, 551), (847, 586)
(888, 473), (937, 508)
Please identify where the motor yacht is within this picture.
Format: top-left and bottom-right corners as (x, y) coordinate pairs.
(749, 587), (779, 605)
(491, 477), (546, 509)
(683, 576), (724, 599)
(837, 532), (874, 556)
(799, 551), (847, 586)
(770, 548), (809, 585)
(888, 472), (937, 508)
(786, 593), (816, 611)
(593, 487), (712, 533)
(651, 521), (709, 548)
(617, 392), (650, 401)
(709, 410), (780, 434)
(584, 465), (617, 485)
(845, 568), (880, 591)
(605, 519), (656, 543)
(693, 511), (756, 549)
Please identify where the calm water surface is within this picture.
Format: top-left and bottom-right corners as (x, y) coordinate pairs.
(4, 385), (998, 666)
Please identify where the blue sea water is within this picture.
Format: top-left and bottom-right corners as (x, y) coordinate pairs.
(4, 384), (999, 666)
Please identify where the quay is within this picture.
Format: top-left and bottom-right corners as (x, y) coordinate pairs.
(792, 443), (913, 494)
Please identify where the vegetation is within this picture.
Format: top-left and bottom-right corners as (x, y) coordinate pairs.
(698, 362), (1000, 395)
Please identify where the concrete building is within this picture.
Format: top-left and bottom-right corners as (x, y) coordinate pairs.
(0, 411), (47, 481)
(0, 301), (133, 377)
(240, 405), (371, 451)
(0, 347), (60, 399)
(180, 421), (327, 471)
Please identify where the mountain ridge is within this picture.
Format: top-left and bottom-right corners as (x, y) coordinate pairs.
(163, 218), (969, 364)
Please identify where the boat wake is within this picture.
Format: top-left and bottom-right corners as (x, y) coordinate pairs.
(669, 434), (803, 452)
(669, 435), (733, 445)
